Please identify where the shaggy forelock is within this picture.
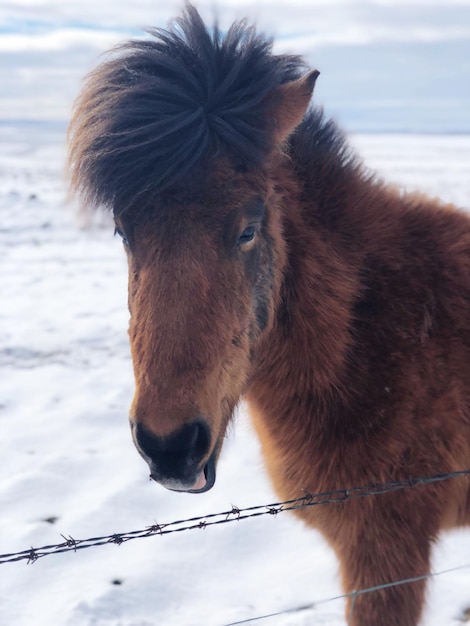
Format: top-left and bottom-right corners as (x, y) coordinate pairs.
(68, 4), (306, 213)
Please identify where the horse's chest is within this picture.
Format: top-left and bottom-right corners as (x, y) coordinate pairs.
(248, 400), (345, 494)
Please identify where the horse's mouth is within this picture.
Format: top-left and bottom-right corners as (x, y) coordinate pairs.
(161, 451), (217, 494)
(187, 452), (217, 494)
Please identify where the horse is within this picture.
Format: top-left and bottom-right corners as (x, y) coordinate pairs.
(67, 5), (470, 625)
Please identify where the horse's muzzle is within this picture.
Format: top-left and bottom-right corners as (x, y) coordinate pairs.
(130, 419), (216, 493)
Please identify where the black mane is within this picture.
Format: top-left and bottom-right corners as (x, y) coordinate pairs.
(68, 4), (306, 212)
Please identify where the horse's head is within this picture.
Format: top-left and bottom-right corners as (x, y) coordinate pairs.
(68, 5), (317, 492)
(119, 165), (281, 492)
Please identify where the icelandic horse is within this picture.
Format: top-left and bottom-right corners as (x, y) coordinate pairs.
(68, 6), (470, 625)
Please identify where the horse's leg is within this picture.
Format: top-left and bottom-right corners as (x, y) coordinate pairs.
(340, 548), (428, 626)
(331, 497), (437, 626)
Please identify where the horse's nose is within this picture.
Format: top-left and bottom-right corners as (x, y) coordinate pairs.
(131, 420), (211, 491)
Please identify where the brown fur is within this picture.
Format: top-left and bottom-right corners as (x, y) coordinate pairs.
(68, 7), (470, 624)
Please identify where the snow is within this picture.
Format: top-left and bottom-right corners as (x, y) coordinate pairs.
(1, 2), (469, 625)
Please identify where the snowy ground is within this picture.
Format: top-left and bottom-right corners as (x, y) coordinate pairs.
(1, 2), (470, 626)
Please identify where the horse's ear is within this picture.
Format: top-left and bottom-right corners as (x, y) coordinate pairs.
(269, 69), (320, 146)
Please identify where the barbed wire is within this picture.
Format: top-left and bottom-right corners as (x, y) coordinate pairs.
(1, 468), (469, 565)
(222, 562), (470, 625)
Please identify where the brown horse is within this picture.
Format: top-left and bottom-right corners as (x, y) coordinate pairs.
(68, 6), (470, 625)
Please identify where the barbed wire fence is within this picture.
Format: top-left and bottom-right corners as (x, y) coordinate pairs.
(1, 468), (470, 625)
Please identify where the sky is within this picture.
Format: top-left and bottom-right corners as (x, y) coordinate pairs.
(0, 0), (469, 131)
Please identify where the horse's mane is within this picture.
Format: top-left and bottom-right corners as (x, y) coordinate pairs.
(68, 4), (307, 212)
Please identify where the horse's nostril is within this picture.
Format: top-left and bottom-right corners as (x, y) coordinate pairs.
(189, 421), (210, 460)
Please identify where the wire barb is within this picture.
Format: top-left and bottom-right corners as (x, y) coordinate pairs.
(27, 548), (39, 565)
(226, 506), (241, 520)
(59, 535), (78, 551)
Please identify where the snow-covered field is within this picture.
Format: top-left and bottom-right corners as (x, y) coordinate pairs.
(1, 2), (470, 626)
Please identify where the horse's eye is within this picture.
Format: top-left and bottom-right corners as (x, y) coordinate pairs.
(114, 227), (129, 247)
(238, 225), (256, 245)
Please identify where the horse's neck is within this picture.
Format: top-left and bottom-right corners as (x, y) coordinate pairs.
(284, 147), (366, 367)
(251, 153), (366, 434)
